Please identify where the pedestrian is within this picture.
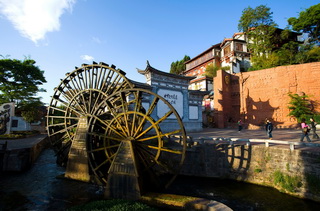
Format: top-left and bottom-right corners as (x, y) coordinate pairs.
(310, 118), (319, 139)
(237, 119), (243, 132)
(300, 118), (312, 142)
(265, 119), (273, 140)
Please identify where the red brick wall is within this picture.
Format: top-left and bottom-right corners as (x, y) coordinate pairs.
(214, 62), (320, 129)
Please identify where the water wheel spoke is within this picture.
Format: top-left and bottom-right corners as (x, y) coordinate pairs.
(52, 132), (75, 146)
(146, 96), (159, 116)
(137, 129), (181, 142)
(105, 101), (128, 136)
(108, 74), (122, 93)
(64, 103), (83, 116)
(130, 91), (143, 135)
(93, 154), (116, 171)
(135, 110), (173, 140)
(48, 106), (66, 114)
(89, 134), (123, 143)
(89, 114), (125, 139)
(119, 92), (130, 136)
(132, 96), (159, 137)
(146, 145), (183, 154)
(104, 72), (116, 94)
(136, 144), (158, 169)
(47, 116), (78, 120)
(50, 123), (77, 136)
(87, 143), (120, 153)
(47, 122), (66, 127)
(113, 81), (129, 93)
(137, 143), (176, 173)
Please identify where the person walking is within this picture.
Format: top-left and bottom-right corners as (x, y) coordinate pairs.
(310, 117), (319, 139)
(237, 119), (243, 132)
(300, 118), (312, 142)
(265, 119), (273, 140)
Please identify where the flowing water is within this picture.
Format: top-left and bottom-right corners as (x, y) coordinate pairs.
(0, 149), (319, 210)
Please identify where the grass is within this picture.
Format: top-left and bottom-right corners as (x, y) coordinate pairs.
(67, 199), (158, 211)
(0, 130), (39, 139)
(273, 170), (302, 193)
(68, 193), (205, 211)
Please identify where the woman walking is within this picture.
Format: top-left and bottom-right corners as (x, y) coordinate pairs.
(300, 118), (312, 142)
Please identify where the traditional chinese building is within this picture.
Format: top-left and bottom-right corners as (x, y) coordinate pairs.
(136, 61), (208, 132)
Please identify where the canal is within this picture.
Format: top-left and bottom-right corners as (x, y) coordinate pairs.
(0, 149), (319, 210)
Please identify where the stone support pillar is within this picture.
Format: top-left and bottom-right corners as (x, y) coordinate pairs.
(65, 116), (90, 182)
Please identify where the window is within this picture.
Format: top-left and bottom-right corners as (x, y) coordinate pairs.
(224, 45), (231, 55)
(235, 43), (243, 51)
(11, 120), (18, 127)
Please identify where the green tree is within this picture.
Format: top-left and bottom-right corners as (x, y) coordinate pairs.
(288, 3), (320, 45)
(203, 63), (230, 77)
(19, 101), (44, 123)
(288, 92), (314, 122)
(0, 57), (46, 123)
(203, 63), (219, 78)
(275, 41), (300, 66)
(238, 5), (280, 69)
(0, 57), (46, 106)
(306, 45), (320, 62)
(170, 55), (190, 74)
(238, 5), (276, 32)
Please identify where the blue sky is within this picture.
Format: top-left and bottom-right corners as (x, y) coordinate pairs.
(0, 0), (319, 105)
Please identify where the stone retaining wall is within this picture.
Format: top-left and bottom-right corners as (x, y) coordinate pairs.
(180, 142), (320, 202)
(1, 136), (49, 172)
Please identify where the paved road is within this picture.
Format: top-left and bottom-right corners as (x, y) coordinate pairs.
(187, 128), (320, 143)
(1, 128), (320, 151)
(0, 134), (48, 150)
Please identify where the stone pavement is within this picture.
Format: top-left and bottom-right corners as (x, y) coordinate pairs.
(1, 128), (320, 150)
(0, 134), (48, 150)
(187, 128), (320, 143)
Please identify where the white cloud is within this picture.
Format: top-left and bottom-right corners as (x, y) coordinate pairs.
(0, 0), (76, 44)
(81, 55), (94, 61)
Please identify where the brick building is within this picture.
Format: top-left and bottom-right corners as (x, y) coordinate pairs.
(183, 28), (302, 127)
(184, 28), (302, 92)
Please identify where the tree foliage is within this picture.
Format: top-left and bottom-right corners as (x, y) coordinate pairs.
(238, 5), (280, 68)
(238, 5), (276, 32)
(170, 55), (190, 75)
(238, 4), (320, 71)
(0, 57), (46, 122)
(288, 3), (320, 45)
(287, 92), (314, 122)
(203, 63), (230, 78)
(19, 101), (45, 123)
(0, 57), (46, 106)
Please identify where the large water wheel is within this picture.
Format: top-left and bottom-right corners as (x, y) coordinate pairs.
(47, 62), (187, 199)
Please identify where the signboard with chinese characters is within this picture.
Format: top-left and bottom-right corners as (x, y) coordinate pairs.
(0, 103), (15, 135)
(157, 89), (183, 119)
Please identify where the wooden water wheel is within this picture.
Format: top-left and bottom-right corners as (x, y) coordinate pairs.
(47, 62), (186, 199)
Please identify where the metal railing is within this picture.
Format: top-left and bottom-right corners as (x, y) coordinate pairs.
(168, 135), (320, 151)
(195, 137), (320, 151)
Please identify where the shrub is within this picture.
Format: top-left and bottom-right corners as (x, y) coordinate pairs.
(273, 170), (302, 192)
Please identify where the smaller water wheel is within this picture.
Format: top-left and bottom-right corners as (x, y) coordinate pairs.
(87, 88), (187, 199)
(47, 62), (187, 199)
